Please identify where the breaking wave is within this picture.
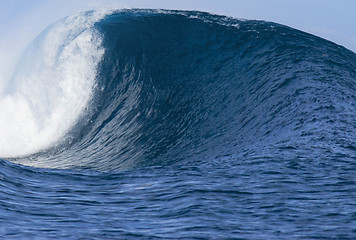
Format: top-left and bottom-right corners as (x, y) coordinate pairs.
(1, 9), (355, 171)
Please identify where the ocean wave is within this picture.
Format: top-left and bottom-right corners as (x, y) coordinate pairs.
(2, 9), (355, 171)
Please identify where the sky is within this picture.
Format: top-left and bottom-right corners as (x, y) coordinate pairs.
(0, 0), (355, 82)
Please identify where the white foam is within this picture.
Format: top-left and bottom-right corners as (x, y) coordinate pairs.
(0, 11), (108, 158)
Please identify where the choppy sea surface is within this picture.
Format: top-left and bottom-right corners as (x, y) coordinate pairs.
(0, 10), (355, 239)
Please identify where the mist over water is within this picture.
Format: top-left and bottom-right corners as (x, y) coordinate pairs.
(0, 9), (355, 239)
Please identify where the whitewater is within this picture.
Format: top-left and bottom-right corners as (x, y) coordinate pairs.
(0, 11), (107, 158)
(0, 9), (355, 239)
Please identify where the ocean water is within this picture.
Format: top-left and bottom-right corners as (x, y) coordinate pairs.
(0, 9), (355, 239)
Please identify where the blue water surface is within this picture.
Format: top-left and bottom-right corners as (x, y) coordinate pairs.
(1, 10), (355, 239)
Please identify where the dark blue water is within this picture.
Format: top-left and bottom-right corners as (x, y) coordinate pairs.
(1, 10), (356, 239)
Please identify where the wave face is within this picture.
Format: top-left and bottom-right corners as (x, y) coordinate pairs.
(0, 10), (356, 238)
